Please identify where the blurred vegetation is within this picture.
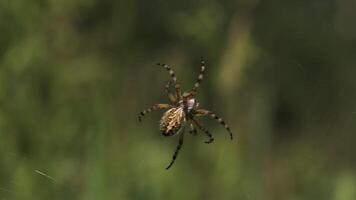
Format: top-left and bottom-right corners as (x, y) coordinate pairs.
(1, 0), (356, 199)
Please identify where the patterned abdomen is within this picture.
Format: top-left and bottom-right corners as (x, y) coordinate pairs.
(160, 107), (185, 136)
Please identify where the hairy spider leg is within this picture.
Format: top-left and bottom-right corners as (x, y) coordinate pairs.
(157, 63), (182, 100)
(191, 58), (206, 95)
(164, 80), (177, 104)
(188, 121), (198, 135)
(138, 104), (172, 122)
(195, 109), (233, 140)
(166, 127), (185, 170)
(192, 119), (214, 144)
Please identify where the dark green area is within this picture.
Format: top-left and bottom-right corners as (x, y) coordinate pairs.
(1, 0), (356, 199)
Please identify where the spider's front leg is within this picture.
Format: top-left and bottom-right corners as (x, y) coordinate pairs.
(157, 63), (182, 100)
(138, 104), (172, 122)
(194, 109), (233, 140)
(164, 80), (177, 104)
(191, 58), (206, 96)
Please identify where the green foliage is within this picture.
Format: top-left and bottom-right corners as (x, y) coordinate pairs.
(0, 0), (356, 199)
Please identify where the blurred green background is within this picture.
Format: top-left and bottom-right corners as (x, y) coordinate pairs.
(1, 0), (356, 199)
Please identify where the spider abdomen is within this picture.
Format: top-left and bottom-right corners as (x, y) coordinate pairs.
(160, 107), (185, 136)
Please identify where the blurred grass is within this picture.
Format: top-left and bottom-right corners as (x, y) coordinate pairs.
(1, 0), (356, 199)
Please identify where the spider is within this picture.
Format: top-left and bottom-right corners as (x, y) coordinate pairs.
(138, 59), (233, 169)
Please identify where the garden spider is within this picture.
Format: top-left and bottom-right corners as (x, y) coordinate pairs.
(138, 59), (233, 169)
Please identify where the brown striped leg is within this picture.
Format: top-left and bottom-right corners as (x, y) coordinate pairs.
(192, 119), (214, 144)
(138, 104), (171, 122)
(195, 109), (233, 140)
(157, 63), (182, 100)
(164, 80), (171, 94)
(191, 58), (206, 95)
(166, 127), (185, 170)
(188, 121), (197, 135)
(164, 80), (177, 104)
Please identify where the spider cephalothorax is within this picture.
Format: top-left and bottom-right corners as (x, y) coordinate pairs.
(139, 59), (233, 169)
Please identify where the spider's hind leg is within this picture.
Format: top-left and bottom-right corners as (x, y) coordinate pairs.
(192, 119), (214, 144)
(195, 109), (233, 140)
(188, 121), (197, 136)
(166, 127), (185, 170)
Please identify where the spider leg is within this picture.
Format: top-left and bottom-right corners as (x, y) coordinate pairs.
(166, 127), (185, 170)
(138, 104), (172, 122)
(188, 121), (197, 135)
(164, 80), (177, 104)
(157, 63), (182, 100)
(192, 119), (214, 144)
(195, 109), (233, 140)
(191, 58), (206, 96)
